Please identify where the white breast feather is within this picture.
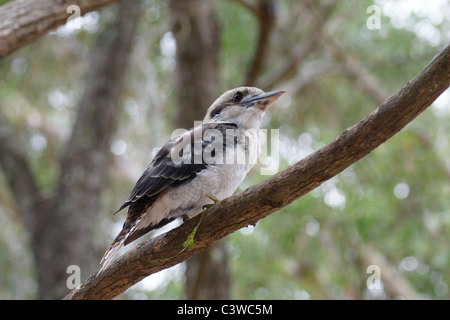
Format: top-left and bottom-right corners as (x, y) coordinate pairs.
(138, 128), (260, 228)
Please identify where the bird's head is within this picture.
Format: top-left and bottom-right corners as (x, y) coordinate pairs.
(204, 87), (285, 129)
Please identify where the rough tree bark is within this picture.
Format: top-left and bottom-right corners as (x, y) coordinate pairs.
(0, 0), (120, 58)
(169, 0), (229, 300)
(0, 0), (141, 299)
(64, 43), (450, 300)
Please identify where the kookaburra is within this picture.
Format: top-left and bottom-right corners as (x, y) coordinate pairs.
(101, 87), (285, 267)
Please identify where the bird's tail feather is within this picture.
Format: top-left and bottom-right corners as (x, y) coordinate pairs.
(100, 207), (147, 270)
(100, 225), (134, 270)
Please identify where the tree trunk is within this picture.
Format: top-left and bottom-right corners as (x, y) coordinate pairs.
(169, 0), (229, 300)
(170, 0), (220, 129)
(36, 1), (140, 299)
(0, 0), (141, 299)
(186, 241), (230, 300)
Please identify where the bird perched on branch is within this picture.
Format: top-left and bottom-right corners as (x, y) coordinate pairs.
(101, 87), (285, 268)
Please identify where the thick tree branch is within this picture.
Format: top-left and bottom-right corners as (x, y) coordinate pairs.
(0, 0), (119, 58)
(65, 44), (450, 300)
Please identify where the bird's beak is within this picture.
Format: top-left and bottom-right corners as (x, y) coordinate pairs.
(244, 90), (286, 111)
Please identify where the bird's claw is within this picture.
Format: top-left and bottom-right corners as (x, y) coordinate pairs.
(206, 193), (220, 203)
(202, 194), (220, 210)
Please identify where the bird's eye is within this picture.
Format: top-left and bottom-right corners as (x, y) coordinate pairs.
(232, 92), (244, 102)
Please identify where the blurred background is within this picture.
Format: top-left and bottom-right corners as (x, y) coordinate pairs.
(0, 0), (449, 299)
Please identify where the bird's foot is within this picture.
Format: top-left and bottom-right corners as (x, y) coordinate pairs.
(203, 194), (220, 210)
(206, 193), (220, 203)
